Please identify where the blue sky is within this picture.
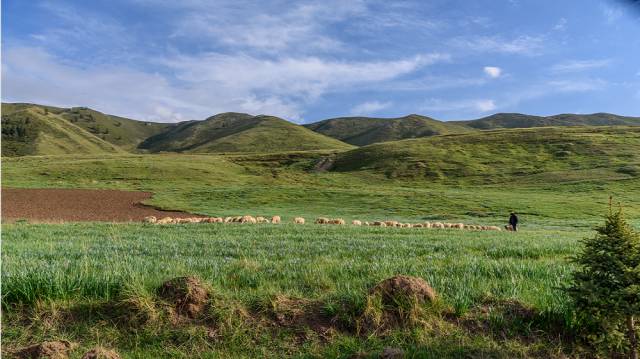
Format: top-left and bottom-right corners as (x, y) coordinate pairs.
(2, 0), (639, 123)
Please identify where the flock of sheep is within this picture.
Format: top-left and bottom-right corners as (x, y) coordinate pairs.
(143, 215), (503, 231)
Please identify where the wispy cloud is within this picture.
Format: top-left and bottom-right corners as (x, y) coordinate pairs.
(3, 46), (446, 122)
(483, 66), (502, 78)
(547, 79), (607, 92)
(603, 5), (624, 23)
(350, 101), (391, 115)
(553, 17), (567, 31)
(168, 1), (367, 54)
(551, 59), (612, 73)
(421, 98), (496, 115)
(450, 35), (545, 55)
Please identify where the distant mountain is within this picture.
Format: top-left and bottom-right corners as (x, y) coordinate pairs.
(1, 104), (124, 156)
(138, 112), (354, 153)
(457, 112), (640, 130)
(304, 114), (472, 146)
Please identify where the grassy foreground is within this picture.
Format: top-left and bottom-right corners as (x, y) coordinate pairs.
(3, 222), (583, 358)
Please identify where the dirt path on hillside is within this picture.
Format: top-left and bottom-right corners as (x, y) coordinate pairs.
(1, 188), (203, 223)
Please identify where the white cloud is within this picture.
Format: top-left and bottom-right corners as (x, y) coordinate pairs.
(603, 5), (623, 24)
(547, 79), (606, 92)
(483, 66), (502, 78)
(421, 98), (496, 114)
(169, 1), (367, 54)
(553, 18), (567, 31)
(350, 101), (391, 115)
(551, 59), (611, 73)
(2, 46), (446, 122)
(450, 35), (544, 55)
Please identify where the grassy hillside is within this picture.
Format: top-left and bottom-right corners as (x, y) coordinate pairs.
(139, 112), (354, 153)
(305, 114), (472, 145)
(457, 112), (640, 130)
(2, 103), (172, 151)
(1, 106), (124, 156)
(332, 126), (640, 184)
(60, 107), (172, 150)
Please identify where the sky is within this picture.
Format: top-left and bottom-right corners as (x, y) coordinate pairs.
(2, 0), (640, 123)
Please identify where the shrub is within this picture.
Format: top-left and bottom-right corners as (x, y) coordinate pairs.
(568, 202), (640, 358)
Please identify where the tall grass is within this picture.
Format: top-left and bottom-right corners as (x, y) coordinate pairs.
(3, 223), (581, 315)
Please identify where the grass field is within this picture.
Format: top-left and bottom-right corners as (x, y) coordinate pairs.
(3, 126), (640, 357)
(3, 222), (584, 358)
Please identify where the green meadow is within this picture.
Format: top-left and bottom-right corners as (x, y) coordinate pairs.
(3, 125), (640, 358)
(3, 223), (582, 358)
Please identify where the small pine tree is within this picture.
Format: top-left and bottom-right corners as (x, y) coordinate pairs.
(568, 200), (640, 358)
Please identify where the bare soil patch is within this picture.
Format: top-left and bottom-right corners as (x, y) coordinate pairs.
(80, 347), (121, 359)
(13, 340), (78, 359)
(158, 276), (210, 319)
(1, 188), (203, 223)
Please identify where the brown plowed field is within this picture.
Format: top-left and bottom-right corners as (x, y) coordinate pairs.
(1, 188), (203, 223)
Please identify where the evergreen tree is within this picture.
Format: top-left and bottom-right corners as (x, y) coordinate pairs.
(568, 201), (640, 358)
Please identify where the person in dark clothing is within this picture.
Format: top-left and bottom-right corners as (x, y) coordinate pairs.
(509, 212), (519, 231)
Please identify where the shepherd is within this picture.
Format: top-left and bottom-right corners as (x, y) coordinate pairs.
(509, 212), (519, 232)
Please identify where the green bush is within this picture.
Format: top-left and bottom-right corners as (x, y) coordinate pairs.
(568, 203), (640, 358)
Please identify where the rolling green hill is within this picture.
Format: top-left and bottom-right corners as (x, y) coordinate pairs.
(304, 114), (472, 145)
(332, 126), (640, 184)
(2, 103), (172, 151)
(59, 107), (172, 150)
(1, 105), (124, 156)
(138, 112), (354, 153)
(457, 112), (640, 130)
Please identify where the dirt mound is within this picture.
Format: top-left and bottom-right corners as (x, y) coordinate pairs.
(268, 295), (337, 340)
(80, 347), (121, 359)
(361, 275), (438, 332)
(1, 188), (203, 223)
(380, 347), (405, 359)
(158, 276), (209, 318)
(14, 340), (78, 359)
(369, 275), (437, 305)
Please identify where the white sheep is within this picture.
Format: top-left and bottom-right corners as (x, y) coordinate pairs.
(294, 217), (305, 224)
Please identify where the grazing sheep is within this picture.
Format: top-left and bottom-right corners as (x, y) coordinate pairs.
(224, 217), (234, 223)
(401, 223), (412, 228)
(414, 223), (424, 228)
(156, 217), (173, 225)
(330, 218), (346, 225)
(294, 217), (305, 224)
(241, 215), (257, 224)
(364, 221), (370, 226)
(352, 220), (362, 226)
(372, 221), (387, 227)
(443, 223), (452, 229)
(143, 216), (157, 224)
(432, 222), (444, 229)
(315, 217), (329, 224)
(424, 222), (432, 228)
(384, 221), (398, 227)
(271, 216), (281, 224)
(256, 216), (269, 223)
(486, 226), (501, 231)
(505, 224), (514, 231)
(452, 223), (465, 229)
